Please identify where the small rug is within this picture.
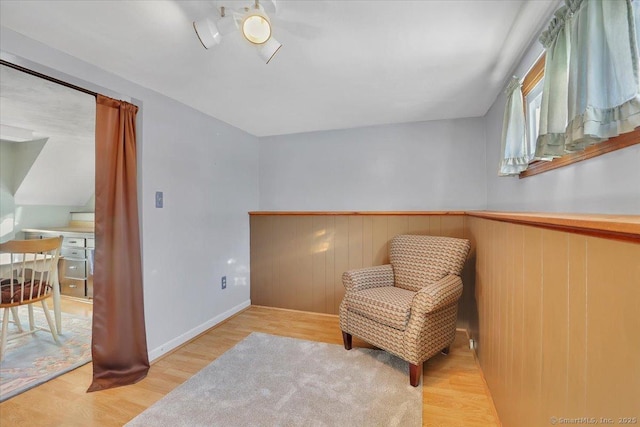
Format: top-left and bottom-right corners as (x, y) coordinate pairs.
(126, 332), (421, 427)
(0, 305), (92, 402)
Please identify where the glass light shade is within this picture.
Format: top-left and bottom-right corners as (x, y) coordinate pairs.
(242, 11), (271, 44)
(193, 17), (221, 49)
(257, 37), (282, 64)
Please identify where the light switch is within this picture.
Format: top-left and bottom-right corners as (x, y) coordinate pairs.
(155, 191), (163, 208)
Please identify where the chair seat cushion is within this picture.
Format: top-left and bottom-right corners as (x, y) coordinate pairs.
(1, 279), (50, 304)
(346, 286), (415, 331)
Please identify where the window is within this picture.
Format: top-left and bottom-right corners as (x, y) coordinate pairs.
(518, 53), (640, 179)
(525, 83), (542, 154)
(522, 54), (545, 162)
(508, 0), (640, 179)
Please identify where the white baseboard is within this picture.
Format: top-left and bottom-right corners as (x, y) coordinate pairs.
(148, 299), (251, 362)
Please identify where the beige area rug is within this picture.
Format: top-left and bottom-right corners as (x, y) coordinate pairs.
(126, 332), (421, 426)
(0, 306), (92, 402)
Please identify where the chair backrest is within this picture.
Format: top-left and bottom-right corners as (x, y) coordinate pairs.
(0, 236), (63, 306)
(390, 235), (470, 292)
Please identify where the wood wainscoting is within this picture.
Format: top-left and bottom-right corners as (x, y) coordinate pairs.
(249, 212), (476, 330)
(250, 211), (640, 426)
(466, 215), (640, 427)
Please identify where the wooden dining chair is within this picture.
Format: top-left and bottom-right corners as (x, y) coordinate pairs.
(0, 236), (63, 361)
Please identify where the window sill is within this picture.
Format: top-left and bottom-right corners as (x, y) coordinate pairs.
(519, 127), (640, 178)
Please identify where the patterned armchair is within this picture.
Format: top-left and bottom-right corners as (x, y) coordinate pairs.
(339, 234), (470, 386)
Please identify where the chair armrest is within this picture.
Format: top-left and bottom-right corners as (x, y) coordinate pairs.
(342, 264), (394, 293)
(410, 274), (463, 316)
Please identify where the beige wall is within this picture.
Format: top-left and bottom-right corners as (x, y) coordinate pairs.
(467, 216), (640, 426)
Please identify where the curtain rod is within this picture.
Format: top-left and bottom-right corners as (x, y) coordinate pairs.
(1, 58), (98, 97)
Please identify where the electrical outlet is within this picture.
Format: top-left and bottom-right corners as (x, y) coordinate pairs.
(221, 276), (227, 290)
(155, 191), (163, 208)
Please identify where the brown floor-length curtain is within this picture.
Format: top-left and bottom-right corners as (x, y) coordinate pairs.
(88, 94), (149, 392)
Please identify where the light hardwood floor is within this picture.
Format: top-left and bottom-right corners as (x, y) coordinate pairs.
(0, 301), (500, 426)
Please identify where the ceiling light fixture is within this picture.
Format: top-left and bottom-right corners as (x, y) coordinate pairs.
(257, 37), (282, 64)
(193, 7), (236, 49)
(241, 3), (271, 44)
(193, 17), (221, 49)
(193, 0), (282, 64)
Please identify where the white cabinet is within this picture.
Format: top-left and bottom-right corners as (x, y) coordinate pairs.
(24, 229), (94, 299)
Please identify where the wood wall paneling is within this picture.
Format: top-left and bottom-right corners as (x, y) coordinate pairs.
(541, 230), (569, 421)
(585, 238), (640, 415)
(441, 215), (464, 238)
(567, 234), (587, 416)
(510, 224), (525, 427)
(280, 216), (298, 309)
(298, 216), (314, 312)
(250, 212), (640, 426)
(468, 218), (640, 426)
(362, 216), (373, 268)
(311, 216), (327, 313)
(459, 216), (476, 332)
(371, 216), (389, 265)
(250, 214), (474, 323)
(249, 215), (267, 307)
(333, 216), (349, 314)
(520, 225), (544, 426)
(323, 216), (336, 314)
(407, 215), (430, 235)
(347, 216), (364, 271)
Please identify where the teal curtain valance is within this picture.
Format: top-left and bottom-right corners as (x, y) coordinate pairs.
(535, 0), (640, 158)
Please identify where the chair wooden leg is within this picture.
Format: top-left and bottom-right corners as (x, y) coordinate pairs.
(10, 307), (23, 332)
(409, 363), (422, 387)
(1, 308), (10, 361)
(40, 301), (60, 344)
(441, 346), (450, 355)
(28, 304), (35, 331)
(342, 332), (352, 350)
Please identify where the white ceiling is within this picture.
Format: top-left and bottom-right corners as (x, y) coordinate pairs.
(0, 64), (95, 206)
(0, 0), (557, 137)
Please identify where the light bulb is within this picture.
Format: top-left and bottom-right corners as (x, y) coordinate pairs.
(242, 11), (271, 44)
